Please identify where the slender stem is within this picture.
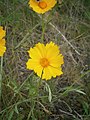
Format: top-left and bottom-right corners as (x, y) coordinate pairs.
(37, 77), (42, 90)
(41, 14), (45, 42)
(0, 56), (3, 100)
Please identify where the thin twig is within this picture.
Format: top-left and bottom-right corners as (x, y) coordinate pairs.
(15, 32), (29, 49)
(74, 110), (83, 120)
(59, 109), (75, 117)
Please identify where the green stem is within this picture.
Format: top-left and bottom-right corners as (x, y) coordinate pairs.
(0, 56), (3, 100)
(37, 78), (42, 92)
(41, 15), (45, 42)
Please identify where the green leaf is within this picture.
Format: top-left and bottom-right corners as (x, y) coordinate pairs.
(73, 89), (86, 95)
(14, 104), (19, 114)
(45, 82), (52, 102)
(8, 110), (14, 120)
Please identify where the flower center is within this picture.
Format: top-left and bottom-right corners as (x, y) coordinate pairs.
(40, 58), (49, 68)
(38, 1), (47, 9)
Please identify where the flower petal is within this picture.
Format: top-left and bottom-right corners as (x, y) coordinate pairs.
(42, 66), (63, 80)
(42, 67), (52, 80)
(28, 47), (42, 59)
(26, 59), (43, 77)
(0, 39), (6, 46)
(46, 42), (60, 59)
(28, 43), (46, 59)
(50, 54), (64, 67)
(0, 27), (6, 40)
(35, 43), (46, 57)
(26, 59), (40, 70)
(48, 66), (63, 78)
(34, 65), (43, 77)
(0, 46), (6, 56)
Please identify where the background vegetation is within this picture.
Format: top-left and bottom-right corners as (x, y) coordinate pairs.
(0, 0), (90, 119)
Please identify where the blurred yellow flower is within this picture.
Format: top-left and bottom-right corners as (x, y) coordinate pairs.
(0, 26), (6, 56)
(26, 42), (64, 80)
(29, 0), (57, 14)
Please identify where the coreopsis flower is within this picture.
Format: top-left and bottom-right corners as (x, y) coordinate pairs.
(0, 26), (6, 56)
(28, 0), (57, 14)
(26, 42), (64, 80)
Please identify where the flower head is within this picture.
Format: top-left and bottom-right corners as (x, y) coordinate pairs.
(29, 0), (57, 14)
(26, 42), (64, 80)
(0, 26), (6, 56)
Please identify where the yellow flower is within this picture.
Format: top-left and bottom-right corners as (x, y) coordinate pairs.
(28, 0), (57, 14)
(26, 42), (64, 80)
(0, 26), (6, 56)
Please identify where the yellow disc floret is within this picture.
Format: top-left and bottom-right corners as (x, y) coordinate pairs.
(38, 1), (47, 9)
(40, 58), (49, 67)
